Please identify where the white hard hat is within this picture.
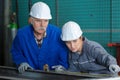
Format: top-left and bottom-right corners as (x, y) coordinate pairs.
(30, 2), (52, 19)
(61, 21), (83, 41)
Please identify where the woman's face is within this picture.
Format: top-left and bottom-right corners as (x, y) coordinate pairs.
(31, 17), (49, 34)
(65, 37), (83, 53)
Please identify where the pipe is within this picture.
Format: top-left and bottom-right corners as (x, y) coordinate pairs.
(4, 0), (13, 66)
(55, 0), (59, 26)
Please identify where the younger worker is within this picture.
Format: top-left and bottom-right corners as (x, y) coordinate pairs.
(61, 21), (120, 74)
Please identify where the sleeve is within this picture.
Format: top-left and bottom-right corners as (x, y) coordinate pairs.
(58, 44), (69, 69)
(90, 42), (117, 67)
(68, 61), (78, 72)
(10, 31), (27, 66)
(54, 27), (69, 69)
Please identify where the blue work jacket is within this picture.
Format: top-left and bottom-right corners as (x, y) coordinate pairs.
(11, 24), (68, 70)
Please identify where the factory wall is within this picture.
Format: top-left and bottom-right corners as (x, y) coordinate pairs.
(11, 0), (120, 57)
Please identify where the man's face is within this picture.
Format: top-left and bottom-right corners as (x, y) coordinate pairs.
(32, 18), (49, 34)
(65, 37), (83, 53)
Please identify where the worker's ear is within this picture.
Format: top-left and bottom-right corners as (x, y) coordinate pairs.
(28, 17), (33, 24)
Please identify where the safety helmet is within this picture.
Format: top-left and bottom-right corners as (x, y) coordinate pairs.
(30, 2), (52, 19)
(61, 21), (83, 41)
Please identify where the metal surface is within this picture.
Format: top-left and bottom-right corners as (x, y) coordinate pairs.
(0, 66), (120, 80)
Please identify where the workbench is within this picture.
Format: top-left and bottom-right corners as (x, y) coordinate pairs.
(0, 66), (120, 80)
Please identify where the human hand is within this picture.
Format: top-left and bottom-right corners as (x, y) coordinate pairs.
(52, 65), (66, 72)
(109, 64), (120, 73)
(18, 62), (33, 73)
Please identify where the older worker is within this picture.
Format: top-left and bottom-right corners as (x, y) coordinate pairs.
(11, 2), (68, 73)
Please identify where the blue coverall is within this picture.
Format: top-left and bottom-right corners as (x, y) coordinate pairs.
(68, 37), (117, 74)
(11, 24), (68, 70)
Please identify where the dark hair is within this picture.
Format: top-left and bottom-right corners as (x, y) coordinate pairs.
(80, 36), (85, 41)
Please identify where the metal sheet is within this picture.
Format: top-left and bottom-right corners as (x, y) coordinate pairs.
(0, 66), (120, 80)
